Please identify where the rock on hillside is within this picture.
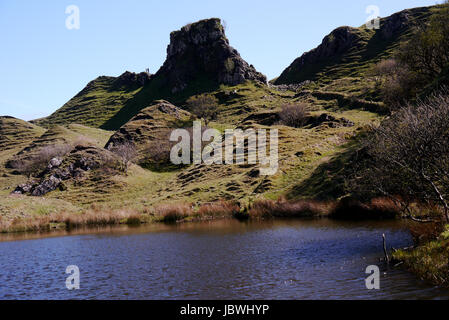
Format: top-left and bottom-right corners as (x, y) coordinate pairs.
(112, 71), (152, 90)
(275, 6), (431, 84)
(4, 124), (112, 171)
(13, 145), (122, 197)
(153, 18), (267, 94)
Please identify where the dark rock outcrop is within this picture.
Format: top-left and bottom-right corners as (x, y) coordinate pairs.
(12, 146), (120, 197)
(113, 71), (152, 89)
(305, 113), (354, 128)
(154, 18), (267, 94)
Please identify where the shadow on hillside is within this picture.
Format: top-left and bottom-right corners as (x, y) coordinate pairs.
(101, 75), (220, 131)
(286, 143), (361, 201)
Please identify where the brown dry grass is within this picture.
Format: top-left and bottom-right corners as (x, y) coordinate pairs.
(249, 198), (332, 219)
(153, 203), (193, 222)
(56, 208), (144, 228)
(0, 205), (148, 233)
(409, 221), (445, 245)
(197, 200), (240, 218)
(0, 215), (53, 233)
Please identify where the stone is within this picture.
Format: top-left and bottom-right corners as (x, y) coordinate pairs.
(113, 71), (152, 89)
(153, 18), (266, 94)
(31, 175), (62, 197)
(12, 146), (116, 197)
(48, 157), (63, 169)
(13, 183), (34, 194)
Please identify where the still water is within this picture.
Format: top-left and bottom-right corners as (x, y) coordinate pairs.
(0, 219), (447, 300)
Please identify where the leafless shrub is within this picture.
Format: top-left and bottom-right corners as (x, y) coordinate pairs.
(372, 59), (399, 78)
(278, 103), (309, 127)
(348, 90), (449, 221)
(370, 59), (420, 108)
(9, 144), (73, 177)
(73, 136), (96, 147)
(110, 141), (137, 173)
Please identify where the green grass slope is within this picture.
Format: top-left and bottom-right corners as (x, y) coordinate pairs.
(275, 6), (432, 86)
(32, 75), (145, 129)
(0, 117), (46, 152)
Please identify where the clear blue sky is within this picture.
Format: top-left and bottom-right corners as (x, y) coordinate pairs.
(0, 0), (440, 120)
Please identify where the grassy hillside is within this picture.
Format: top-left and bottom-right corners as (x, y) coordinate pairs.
(0, 79), (380, 227)
(0, 117), (46, 151)
(5, 5), (443, 232)
(0, 121), (115, 226)
(32, 76), (145, 129)
(275, 6), (432, 91)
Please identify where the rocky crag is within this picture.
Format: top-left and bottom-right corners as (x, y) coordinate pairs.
(153, 18), (267, 94)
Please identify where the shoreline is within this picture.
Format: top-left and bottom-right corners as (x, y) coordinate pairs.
(0, 196), (405, 235)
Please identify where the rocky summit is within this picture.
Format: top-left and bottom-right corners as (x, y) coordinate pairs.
(275, 6), (431, 84)
(154, 18), (267, 93)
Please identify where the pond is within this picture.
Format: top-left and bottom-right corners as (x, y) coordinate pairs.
(0, 218), (447, 300)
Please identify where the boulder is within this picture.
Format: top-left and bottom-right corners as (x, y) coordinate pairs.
(31, 175), (62, 197)
(48, 157), (63, 170)
(12, 146), (119, 197)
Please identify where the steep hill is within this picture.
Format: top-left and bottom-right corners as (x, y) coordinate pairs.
(34, 18), (266, 131)
(102, 18), (267, 130)
(32, 72), (151, 129)
(275, 6), (432, 86)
